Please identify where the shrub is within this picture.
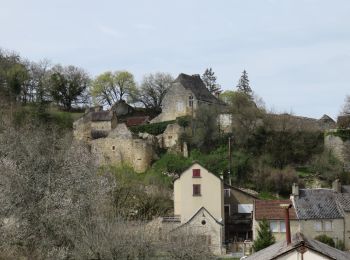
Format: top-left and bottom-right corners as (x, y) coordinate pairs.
(253, 219), (275, 252)
(315, 235), (335, 248)
(130, 120), (175, 135)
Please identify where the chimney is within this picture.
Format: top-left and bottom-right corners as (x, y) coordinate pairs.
(280, 204), (292, 245)
(332, 179), (341, 193)
(292, 183), (299, 197)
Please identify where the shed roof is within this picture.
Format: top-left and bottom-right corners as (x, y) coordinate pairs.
(254, 199), (297, 220)
(245, 232), (350, 260)
(126, 116), (150, 127)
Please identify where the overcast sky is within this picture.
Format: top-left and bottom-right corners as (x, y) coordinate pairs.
(1, 0), (349, 119)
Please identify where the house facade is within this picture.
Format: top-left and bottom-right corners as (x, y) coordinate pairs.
(253, 199), (299, 243)
(252, 181), (350, 250)
(224, 184), (257, 243)
(173, 163), (225, 254)
(151, 73), (226, 123)
(291, 181), (350, 250)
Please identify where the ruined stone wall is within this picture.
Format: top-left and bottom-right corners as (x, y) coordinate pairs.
(73, 116), (92, 142)
(91, 124), (155, 173)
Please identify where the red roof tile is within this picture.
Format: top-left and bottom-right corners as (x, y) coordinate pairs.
(254, 199), (297, 220)
(126, 116), (149, 127)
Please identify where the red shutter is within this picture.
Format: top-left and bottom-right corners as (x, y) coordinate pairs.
(192, 169), (201, 178)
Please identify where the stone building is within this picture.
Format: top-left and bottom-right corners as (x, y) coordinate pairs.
(91, 124), (155, 173)
(151, 73), (226, 123)
(73, 107), (116, 142)
(253, 181), (350, 250)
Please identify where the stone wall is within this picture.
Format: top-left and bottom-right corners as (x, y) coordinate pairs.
(324, 130), (350, 169)
(91, 124), (155, 173)
(151, 82), (195, 123)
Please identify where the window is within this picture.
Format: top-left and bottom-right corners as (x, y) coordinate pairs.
(168, 135), (173, 139)
(192, 169), (201, 178)
(270, 221), (279, 233)
(314, 221), (322, 231)
(324, 221), (332, 231)
(270, 221), (286, 233)
(280, 221), (286, 232)
(224, 189), (230, 197)
(112, 145), (115, 151)
(193, 184), (201, 196)
(224, 204), (230, 218)
(314, 220), (332, 232)
(238, 204), (253, 213)
(189, 95), (194, 107)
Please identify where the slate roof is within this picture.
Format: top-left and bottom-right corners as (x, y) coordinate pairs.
(293, 189), (344, 219)
(254, 200), (297, 220)
(175, 73), (226, 105)
(245, 232), (350, 260)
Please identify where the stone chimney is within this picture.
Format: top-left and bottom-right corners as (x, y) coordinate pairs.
(332, 179), (341, 193)
(292, 183), (299, 197)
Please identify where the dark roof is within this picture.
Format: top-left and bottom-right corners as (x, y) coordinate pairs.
(175, 73), (226, 105)
(319, 114), (335, 123)
(91, 111), (112, 122)
(126, 116), (150, 127)
(245, 232), (350, 260)
(254, 200), (297, 220)
(293, 189), (344, 219)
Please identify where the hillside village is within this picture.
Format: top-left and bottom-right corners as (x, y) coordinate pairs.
(1, 45), (350, 260)
(68, 72), (350, 258)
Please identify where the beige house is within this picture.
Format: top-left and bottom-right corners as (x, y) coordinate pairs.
(246, 232), (350, 260)
(291, 181), (350, 250)
(172, 163), (225, 254)
(253, 199), (299, 243)
(252, 181), (350, 250)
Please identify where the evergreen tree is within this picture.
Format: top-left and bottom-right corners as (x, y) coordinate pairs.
(201, 67), (221, 94)
(236, 70), (252, 97)
(252, 219), (276, 252)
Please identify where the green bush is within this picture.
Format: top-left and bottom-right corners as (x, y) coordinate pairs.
(130, 120), (175, 135)
(325, 129), (350, 142)
(315, 234), (335, 248)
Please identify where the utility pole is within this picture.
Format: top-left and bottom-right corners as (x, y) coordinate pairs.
(228, 136), (232, 185)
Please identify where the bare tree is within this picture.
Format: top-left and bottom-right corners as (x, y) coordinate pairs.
(136, 72), (173, 113)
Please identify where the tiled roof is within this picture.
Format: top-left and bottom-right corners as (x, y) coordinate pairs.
(293, 189), (343, 219)
(254, 200), (297, 220)
(126, 116), (149, 127)
(245, 232), (350, 260)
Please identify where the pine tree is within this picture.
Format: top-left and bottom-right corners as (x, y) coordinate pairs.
(201, 67), (221, 94)
(236, 70), (252, 97)
(252, 219), (276, 252)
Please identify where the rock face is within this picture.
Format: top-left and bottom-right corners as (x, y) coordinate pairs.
(91, 124), (155, 173)
(324, 130), (350, 170)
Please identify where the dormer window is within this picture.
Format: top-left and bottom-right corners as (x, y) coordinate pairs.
(189, 95), (194, 107)
(192, 169), (201, 178)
